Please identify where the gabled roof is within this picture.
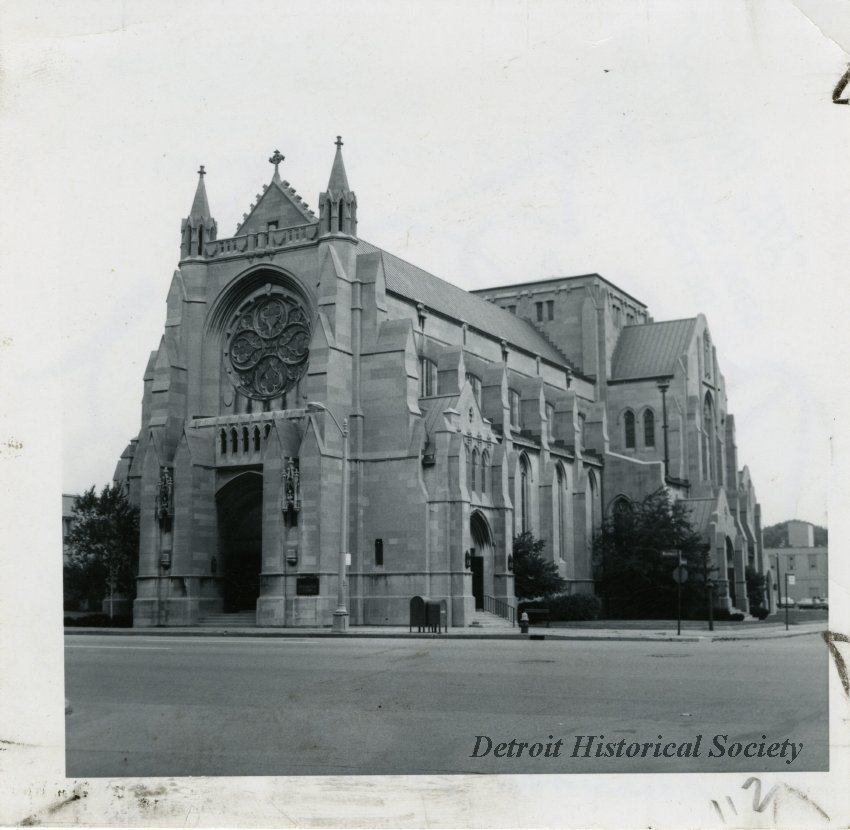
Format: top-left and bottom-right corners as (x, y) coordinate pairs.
(236, 176), (317, 235)
(354, 240), (575, 370)
(610, 318), (696, 380)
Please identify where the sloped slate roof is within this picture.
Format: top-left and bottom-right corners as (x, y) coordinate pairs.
(355, 240), (572, 368)
(611, 318), (696, 380)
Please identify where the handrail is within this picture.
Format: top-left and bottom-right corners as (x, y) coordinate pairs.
(483, 594), (516, 626)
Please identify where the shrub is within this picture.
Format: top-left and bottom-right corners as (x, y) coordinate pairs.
(64, 614), (133, 628)
(519, 592), (601, 622)
(751, 606), (770, 620)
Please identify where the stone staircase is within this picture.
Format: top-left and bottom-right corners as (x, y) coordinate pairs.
(197, 611), (257, 628)
(468, 609), (516, 630)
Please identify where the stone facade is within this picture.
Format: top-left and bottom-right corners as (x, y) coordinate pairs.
(115, 139), (766, 627)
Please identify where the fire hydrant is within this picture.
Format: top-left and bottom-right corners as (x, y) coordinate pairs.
(519, 610), (529, 634)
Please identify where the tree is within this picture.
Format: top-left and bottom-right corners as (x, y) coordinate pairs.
(65, 484), (140, 618)
(762, 521), (828, 548)
(512, 532), (566, 600)
(745, 565), (767, 610)
(592, 489), (709, 619)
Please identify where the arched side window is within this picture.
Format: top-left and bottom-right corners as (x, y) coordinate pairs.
(643, 409), (655, 448)
(230, 428), (238, 453)
(612, 496), (633, 516)
(624, 410), (636, 449)
(419, 357), (438, 397)
(704, 333), (712, 379)
(242, 427), (249, 453)
(587, 470), (599, 537)
(703, 393), (714, 481)
(465, 445), (472, 491)
(253, 426), (261, 452)
(466, 373), (482, 407)
(470, 448), (479, 494)
(264, 423), (272, 439)
(220, 429), (227, 455)
(519, 454), (531, 535)
(509, 389), (522, 430)
(556, 465), (567, 560)
(545, 402), (555, 441)
(481, 450), (490, 494)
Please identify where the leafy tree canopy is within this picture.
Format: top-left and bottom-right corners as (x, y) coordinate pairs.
(513, 532), (566, 599)
(593, 489), (710, 618)
(762, 521), (827, 548)
(66, 484), (140, 605)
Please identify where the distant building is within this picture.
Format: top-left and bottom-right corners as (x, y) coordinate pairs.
(765, 521), (827, 607)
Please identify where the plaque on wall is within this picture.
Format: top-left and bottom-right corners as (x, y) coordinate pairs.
(295, 574), (319, 596)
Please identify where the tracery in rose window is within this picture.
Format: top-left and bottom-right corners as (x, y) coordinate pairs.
(225, 294), (311, 400)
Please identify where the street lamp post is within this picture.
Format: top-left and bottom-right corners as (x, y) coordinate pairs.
(307, 402), (350, 633)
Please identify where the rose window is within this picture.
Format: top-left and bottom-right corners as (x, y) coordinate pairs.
(225, 294), (311, 400)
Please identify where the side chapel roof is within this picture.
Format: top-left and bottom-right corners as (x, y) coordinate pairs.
(610, 318), (697, 380)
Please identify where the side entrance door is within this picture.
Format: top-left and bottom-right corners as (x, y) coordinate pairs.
(471, 556), (484, 609)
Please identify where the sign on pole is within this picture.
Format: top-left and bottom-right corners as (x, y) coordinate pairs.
(787, 574), (796, 585)
(672, 566), (688, 584)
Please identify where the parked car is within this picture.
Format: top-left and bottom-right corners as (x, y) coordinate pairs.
(797, 597), (829, 610)
(776, 598), (796, 608)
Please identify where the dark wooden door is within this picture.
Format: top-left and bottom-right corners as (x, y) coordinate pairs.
(472, 556), (484, 609)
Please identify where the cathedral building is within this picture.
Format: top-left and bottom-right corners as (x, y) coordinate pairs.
(114, 138), (765, 628)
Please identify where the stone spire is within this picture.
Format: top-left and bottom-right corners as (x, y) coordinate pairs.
(319, 136), (357, 237)
(180, 165), (217, 259)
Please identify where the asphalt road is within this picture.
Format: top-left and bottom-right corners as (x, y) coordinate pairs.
(65, 633), (829, 777)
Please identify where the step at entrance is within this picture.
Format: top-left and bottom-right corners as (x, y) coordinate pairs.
(197, 611), (257, 628)
(469, 609), (515, 629)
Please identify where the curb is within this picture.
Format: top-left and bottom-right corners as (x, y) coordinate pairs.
(63, 626), (824, 643)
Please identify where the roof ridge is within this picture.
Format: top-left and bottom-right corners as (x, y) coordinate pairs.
(360, 240), (574, 366)
(622, 317), (696, 328)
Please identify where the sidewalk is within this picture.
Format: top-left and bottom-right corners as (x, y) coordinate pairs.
(63, 620), (828, 643)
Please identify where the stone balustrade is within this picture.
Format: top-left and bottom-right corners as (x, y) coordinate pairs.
(202, 223), (319, 259)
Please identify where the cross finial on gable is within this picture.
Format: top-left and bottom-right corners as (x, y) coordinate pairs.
(197, 165), (206, 177)
(269, 149), (285, 175)
(335, 136), (343, 149)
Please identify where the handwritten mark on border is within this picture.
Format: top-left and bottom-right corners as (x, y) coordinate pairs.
(832, 63), (850, 104)
(823, 630), (849, 695)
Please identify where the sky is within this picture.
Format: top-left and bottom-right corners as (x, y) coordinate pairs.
(3, 0), (849, 528)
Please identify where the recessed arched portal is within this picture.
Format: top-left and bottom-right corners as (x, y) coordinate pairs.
(725, 536), (736, 608)
(217, 472), (263, 613)
(470, 510), (494, 610)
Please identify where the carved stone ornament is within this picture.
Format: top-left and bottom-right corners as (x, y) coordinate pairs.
(156, 467), (174, 525)
(225, 292), (311, 400)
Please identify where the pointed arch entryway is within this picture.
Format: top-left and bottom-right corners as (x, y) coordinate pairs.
(216, 471), (263, 613)
(470, 510), (494, 610)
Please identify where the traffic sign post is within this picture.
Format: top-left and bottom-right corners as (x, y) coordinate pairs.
(784, 573), (796, 631)
(665, 550), (684, 636)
